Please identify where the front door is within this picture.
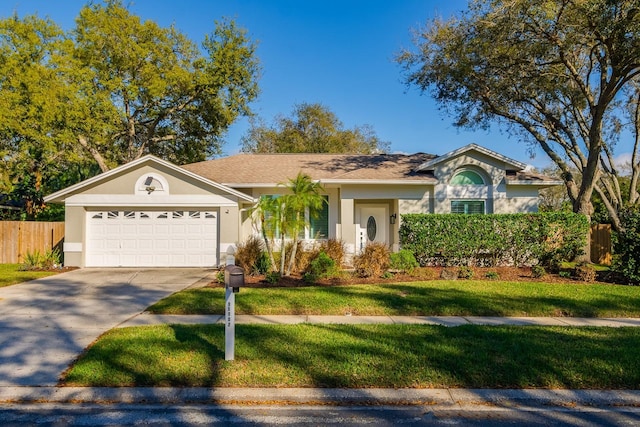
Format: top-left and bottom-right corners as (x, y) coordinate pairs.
(357, 206), (387, 252)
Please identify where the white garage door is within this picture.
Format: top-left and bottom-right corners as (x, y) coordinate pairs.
(87, 210), (218, 267)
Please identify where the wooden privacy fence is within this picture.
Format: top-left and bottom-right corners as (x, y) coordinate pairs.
(590, 224), (612, 265)
(0, 221), (64, 264)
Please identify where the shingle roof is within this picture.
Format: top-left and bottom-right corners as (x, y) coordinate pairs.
(506, 170), (563, 185)
(182, 153), (439, 186)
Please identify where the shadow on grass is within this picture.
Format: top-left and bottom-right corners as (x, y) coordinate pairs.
(150, 282), (640, 318)
(63, 324), (225, 387)
(63, 323), (640, 389)
(350, 283), (640, 317)
(238, 324), (640, 389)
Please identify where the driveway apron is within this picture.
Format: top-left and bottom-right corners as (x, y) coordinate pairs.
(0, 268), (213, 386)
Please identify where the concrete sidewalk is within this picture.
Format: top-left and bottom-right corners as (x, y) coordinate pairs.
(0, 386), (639, 408)
(119, 313), (640, 328)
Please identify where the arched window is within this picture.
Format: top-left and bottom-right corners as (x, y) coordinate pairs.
(449, 168), (488, 214)
(450, 170), (485, 185)
(134, 173), (169, 195)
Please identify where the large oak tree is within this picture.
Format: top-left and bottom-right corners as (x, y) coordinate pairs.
(397, 0), (640, 230)
(241, 103), (389, 154)
(0, 0), (260, 210)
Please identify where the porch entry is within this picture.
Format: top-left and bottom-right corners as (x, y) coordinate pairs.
(356, 205), (388, 252)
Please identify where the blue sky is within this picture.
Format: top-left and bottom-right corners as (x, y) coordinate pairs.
(3, 0), (556, 168)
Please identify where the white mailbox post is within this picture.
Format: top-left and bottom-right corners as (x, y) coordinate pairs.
(224, 258), (244, 361)
(224, 275), (235, 361)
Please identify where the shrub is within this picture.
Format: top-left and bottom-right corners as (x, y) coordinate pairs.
(531, 265), (546, 278)
(319, 238), (346, 267)
(256, 251), (270, 274)
(612, 208), (640, 285)
(485, 271), (500, 279)
(292, 243), (316, 274)
(440, 268), (458, 280)
(458, 266), (474, 279)
(410, 267), (436, 279)
(265, 271), (280, 284)
(215, 269), (225, 284)
(21, 248), (61, 271)
(353, 242), (390, 278)
(574, 264), (597, 283)
(283, 241), (313, 274)
(390, 249), (419, 273)
(235, 235), (264, 275)
(303, 251), (338, 283)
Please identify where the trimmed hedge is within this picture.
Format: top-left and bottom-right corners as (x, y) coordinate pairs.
(399, 213), (589, 267)
(613, 208), (640, 285)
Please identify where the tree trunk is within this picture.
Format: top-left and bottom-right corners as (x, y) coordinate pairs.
(279, 234), (286, 276)
(260, 214), (277, 272)
(286, 237), (299, 276)
(574, 202), (593, 264)
(78, 135), (110, 173)
(285, 213), (302, 276)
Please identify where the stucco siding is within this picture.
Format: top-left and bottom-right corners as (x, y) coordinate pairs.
(398, 196), (430, 214)
(506, 186), (541, 198)
(62, 205), (86, 267)
(341, 184), (427, 200)
(81, 164), (226, 196)
(219, 206), (238, 259)
(494, 197), (539, 213)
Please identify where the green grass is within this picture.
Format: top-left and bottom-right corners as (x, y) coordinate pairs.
(0, 264), (59, 288)
(63, 324), (640, 389)
(148, 281), (640, 317)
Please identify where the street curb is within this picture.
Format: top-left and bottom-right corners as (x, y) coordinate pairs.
(0, 387), (639, 407)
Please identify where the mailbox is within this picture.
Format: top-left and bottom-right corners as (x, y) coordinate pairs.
(225, 265), (245, 291)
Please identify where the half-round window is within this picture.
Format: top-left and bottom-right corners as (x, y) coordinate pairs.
(134, 173), (169, 195)
(450, 170), (485, 185)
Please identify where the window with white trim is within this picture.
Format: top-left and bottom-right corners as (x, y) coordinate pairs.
(451, 200), (485, 214)
(309, 196), (329, 239)
(449, 168), (489, 214)
(260, 195), (329, 240)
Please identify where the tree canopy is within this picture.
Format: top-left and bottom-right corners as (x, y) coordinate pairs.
(0, 0), (260, 218)
(397, 0), (640, 230)
(240, 103), (389, 154)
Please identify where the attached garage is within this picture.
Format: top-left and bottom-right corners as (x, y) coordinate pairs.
(44, 155), (255, 268)
(86, 210), (218, 267)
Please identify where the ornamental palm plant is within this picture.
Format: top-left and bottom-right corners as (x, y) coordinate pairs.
(282, 172), (325, 276)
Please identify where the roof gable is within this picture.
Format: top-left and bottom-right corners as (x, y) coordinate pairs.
(44, 155), (254, 203)
(414, 143), (528, 172)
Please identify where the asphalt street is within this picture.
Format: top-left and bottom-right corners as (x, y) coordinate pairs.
(1, 403), (640, 426)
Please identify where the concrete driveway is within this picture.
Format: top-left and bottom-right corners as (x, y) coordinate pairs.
(0, 268), (214, 386)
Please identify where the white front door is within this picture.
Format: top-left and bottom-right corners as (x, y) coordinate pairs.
(357, 206), (387, 252)
(86, 210), (218, 267)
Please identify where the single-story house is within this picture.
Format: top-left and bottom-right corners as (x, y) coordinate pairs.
(44, 143), (561, 268)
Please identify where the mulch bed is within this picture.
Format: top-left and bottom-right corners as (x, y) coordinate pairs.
(209, 266), (597, 288)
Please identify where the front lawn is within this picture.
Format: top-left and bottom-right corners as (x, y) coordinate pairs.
(0, 264), (60, 288)
(148, 280), (640, 317)
(63, 324), (640, 389)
